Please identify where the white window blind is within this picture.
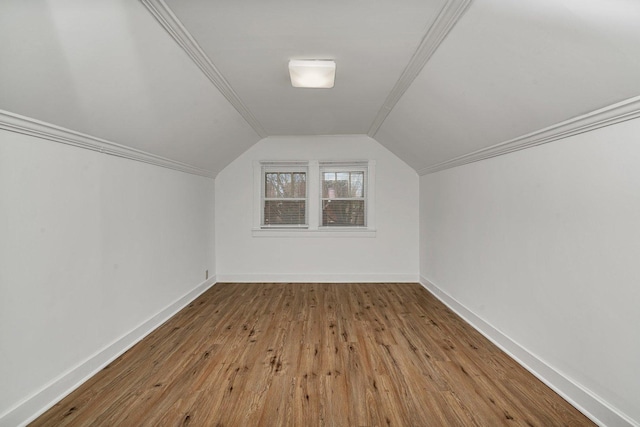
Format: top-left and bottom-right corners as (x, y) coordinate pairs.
(261, 163), (308, 228)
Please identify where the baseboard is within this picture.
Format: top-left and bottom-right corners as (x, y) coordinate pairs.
(419, 276), (637, 427)
(0, 276), (218, 427)
(216, 273), (419, 283)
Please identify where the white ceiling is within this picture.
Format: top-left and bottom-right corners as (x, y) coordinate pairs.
(0, 0), (259, 173)
(164, 0), (446, 136)
(1, 0), (639, 175)
(376, 0), (640, 171)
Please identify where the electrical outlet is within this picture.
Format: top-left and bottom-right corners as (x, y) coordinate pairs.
(206, 270), (209, 280)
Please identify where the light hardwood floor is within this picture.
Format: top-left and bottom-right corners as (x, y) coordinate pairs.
(32, 283), (594, 426)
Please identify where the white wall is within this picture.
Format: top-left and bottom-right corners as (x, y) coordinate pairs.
(216, 135), (419, 282)
(0, 130), (215, 425)
(419, 118), (640, 426)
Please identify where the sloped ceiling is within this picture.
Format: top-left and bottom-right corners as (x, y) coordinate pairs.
(0, 0), (259, 174)
(1, 0), (639, 176)
(375, 0), (640, 172)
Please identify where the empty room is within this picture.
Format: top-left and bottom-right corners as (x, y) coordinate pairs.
(1, 0), (638, 426)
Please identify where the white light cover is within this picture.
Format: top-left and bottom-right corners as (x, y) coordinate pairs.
(288, 60), (336, 88)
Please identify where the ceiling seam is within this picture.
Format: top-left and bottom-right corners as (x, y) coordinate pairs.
(140, 0), (268, 139)
(417, 95), (640, 175)
(0, 109), (215, 178)
(367, 0), (473, 138)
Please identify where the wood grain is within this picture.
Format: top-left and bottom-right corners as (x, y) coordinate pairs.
(31, 283), (595, 426)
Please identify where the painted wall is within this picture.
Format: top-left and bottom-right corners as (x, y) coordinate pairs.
(0, 130), (215, 425)
(216, 135), (419, 282)
(419, 118), (640, 425)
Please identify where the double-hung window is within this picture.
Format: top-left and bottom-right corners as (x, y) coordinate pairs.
(254, 160), (374, 235)
(320, 163), (367, 227)
(261, 163), (308, 228)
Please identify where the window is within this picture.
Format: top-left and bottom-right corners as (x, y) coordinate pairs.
(253, 160), (375, 236)
(261, 163), (308, 228)
(320, 165), (367, 227)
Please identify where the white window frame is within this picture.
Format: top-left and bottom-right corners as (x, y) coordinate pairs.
(253, 160), (375, 237)
(259, 162), (309, 229)
(319, 162), (369, 229)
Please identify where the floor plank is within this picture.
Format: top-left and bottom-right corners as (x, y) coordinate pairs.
(31, 283), (595, 426)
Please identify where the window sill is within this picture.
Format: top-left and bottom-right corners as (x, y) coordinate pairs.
(252, 228), (376, 238)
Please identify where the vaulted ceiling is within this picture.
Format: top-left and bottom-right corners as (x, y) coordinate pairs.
(1, 0), (639, 176)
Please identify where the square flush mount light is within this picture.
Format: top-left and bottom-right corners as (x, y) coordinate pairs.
(288, 59), (336, 88)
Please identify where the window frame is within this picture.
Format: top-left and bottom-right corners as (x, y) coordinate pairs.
(260, 162), (309, 229)
(252, 160), (375, 237)
(319, 162), (368, 229)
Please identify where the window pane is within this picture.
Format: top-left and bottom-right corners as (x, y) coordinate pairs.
(322, 173), (336, 198)
(350, 172), (364, 197)
(265, 172), (305, 198)
(264, 200), (306, 225)
(334, 173), (349, 197)
(322, 175), (333, 198)
(322, 170), (365, 199)
(336, 172), (349, 181)
(279, 173), (291, 197)
(322, 200), (365, 226)
(265, 173), (278, 197)
(292, 173), (306, 197)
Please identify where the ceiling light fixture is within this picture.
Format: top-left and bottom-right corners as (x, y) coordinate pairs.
(288, 60), (336, 89)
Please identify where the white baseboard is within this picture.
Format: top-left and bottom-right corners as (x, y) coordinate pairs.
(419, 276), (637, 427)
(216, 273), (419, 283)
(10, 275), (631, 426)
(0, 277), (217, 427)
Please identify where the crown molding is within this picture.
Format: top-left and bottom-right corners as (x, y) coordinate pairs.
(0, 110), (214, 178)
(417, 95), (640, 175)
(140, 0), (268, 138)
(367, 0), (473, 137)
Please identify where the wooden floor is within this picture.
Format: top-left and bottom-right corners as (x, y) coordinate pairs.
(32, 283), (594, 426)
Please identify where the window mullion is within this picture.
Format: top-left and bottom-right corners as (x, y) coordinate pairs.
(307, 160), (319, 230)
